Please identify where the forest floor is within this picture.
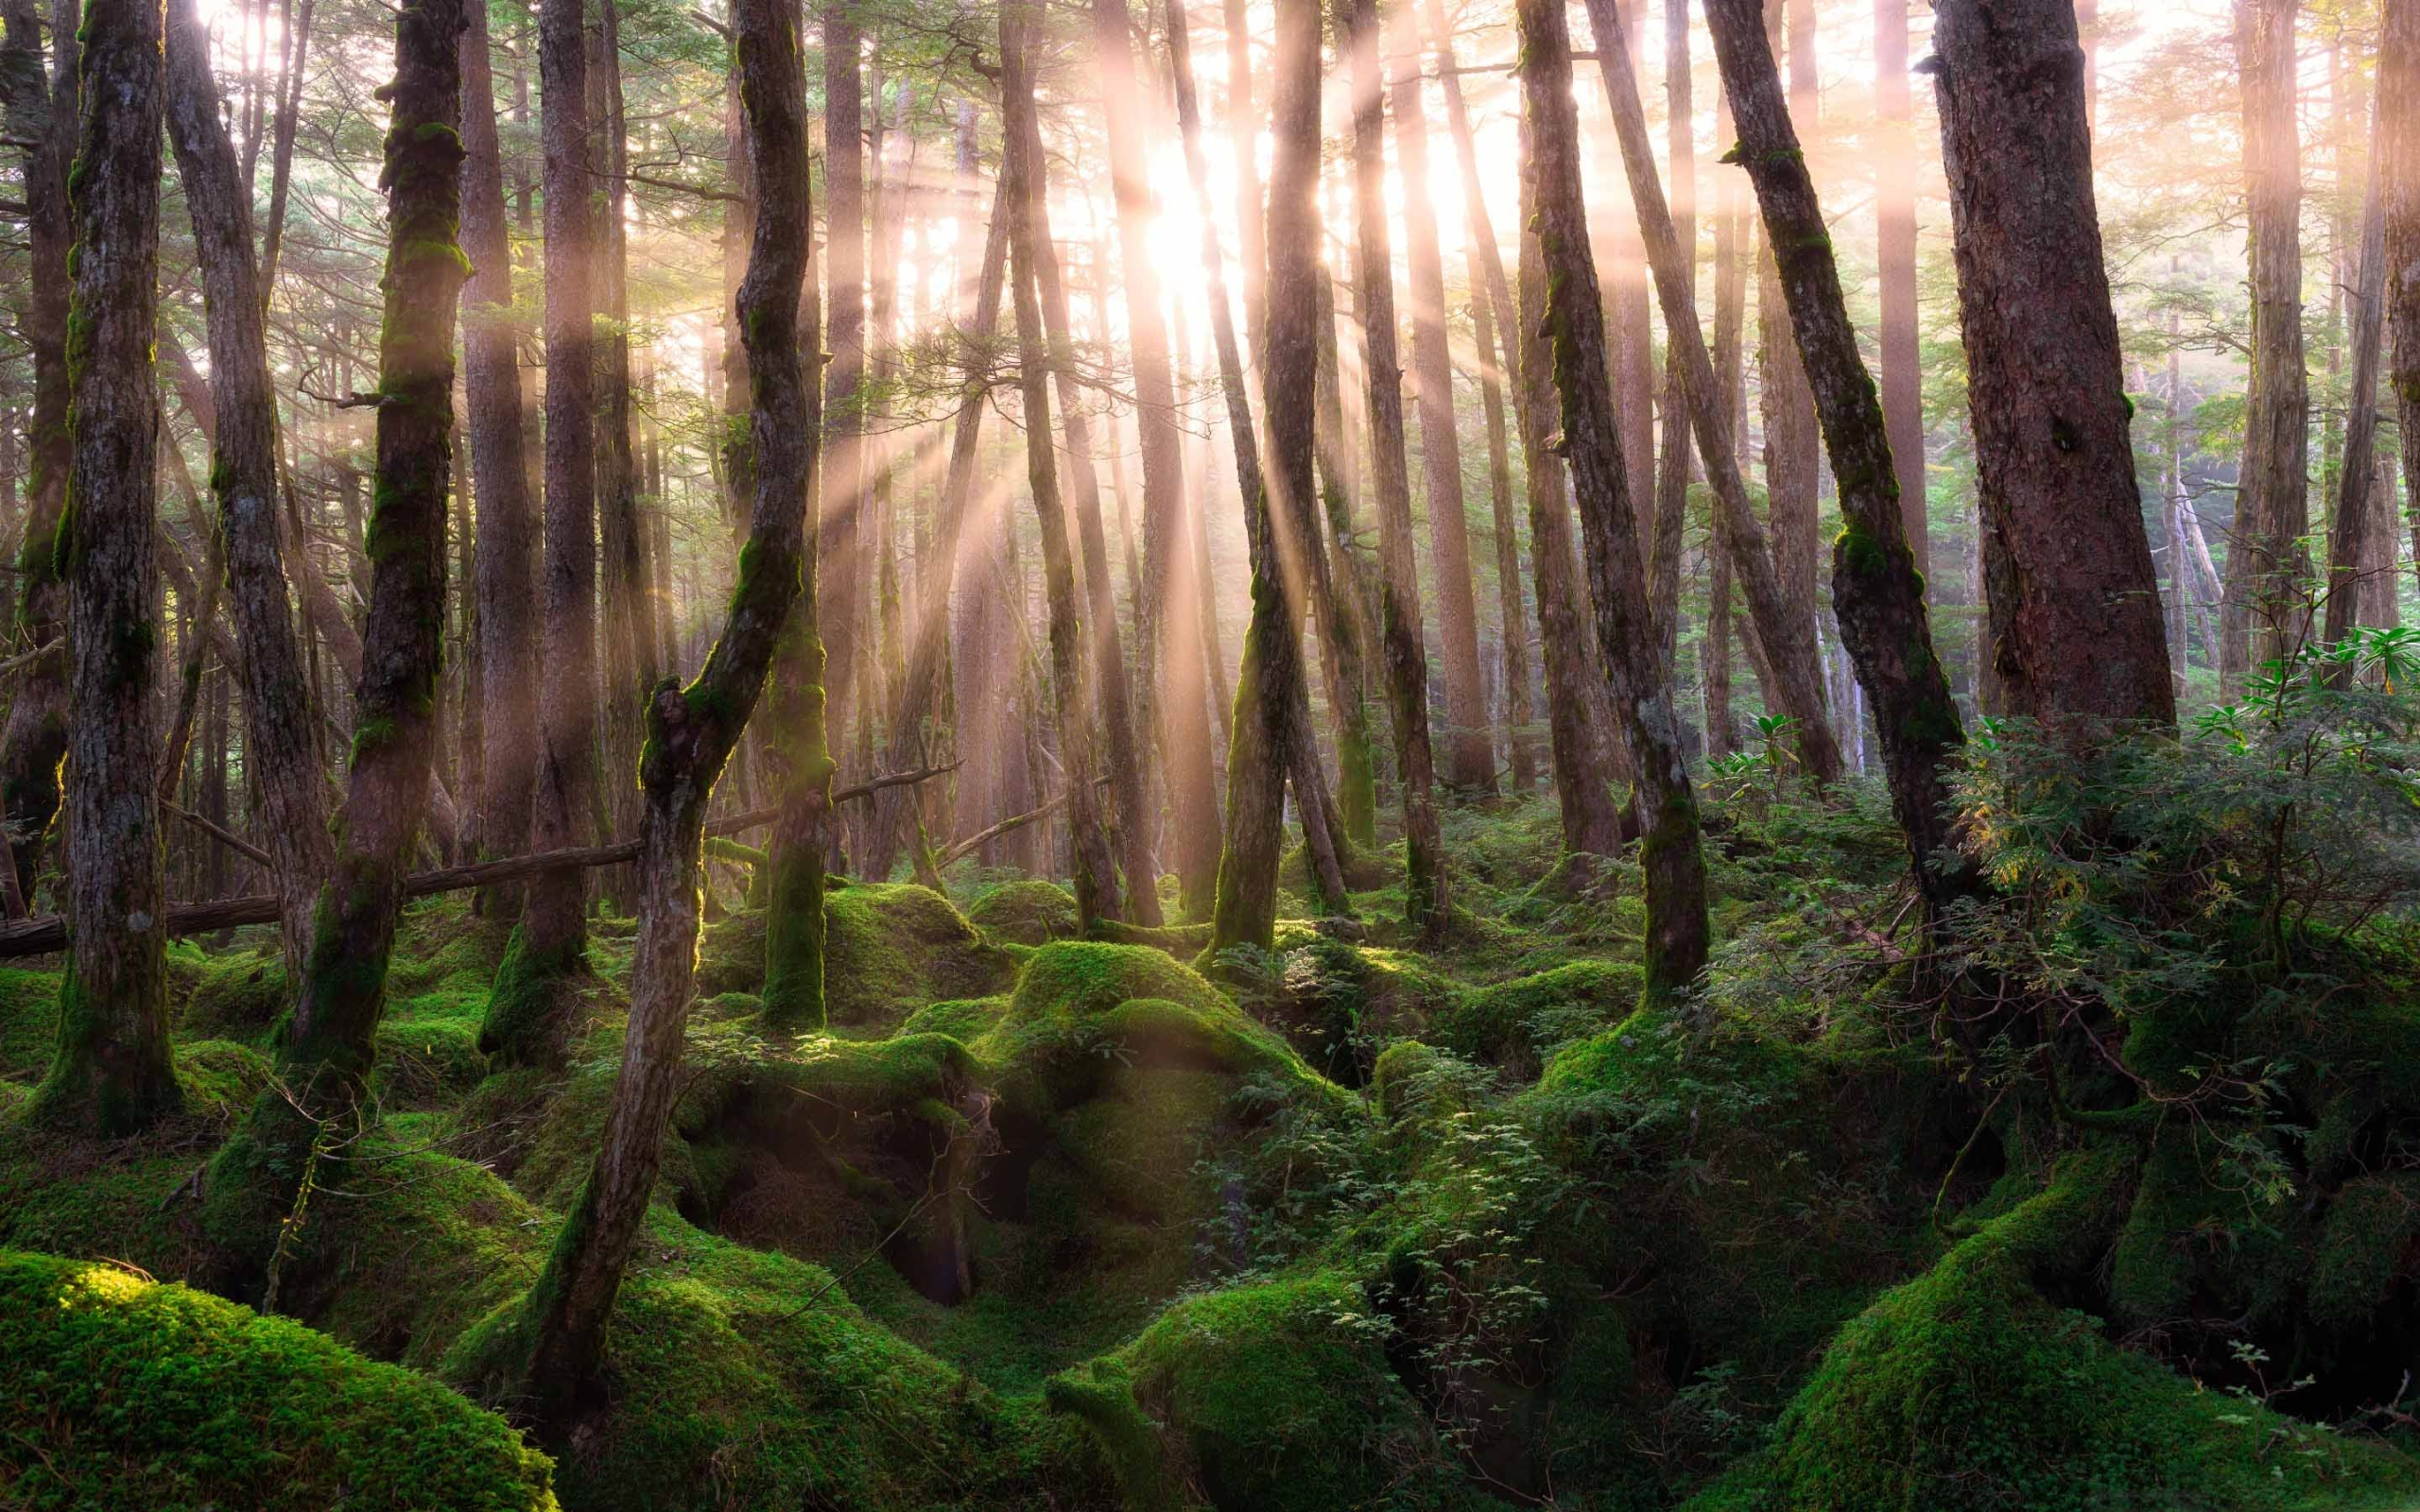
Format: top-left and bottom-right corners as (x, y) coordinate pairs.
(4, 786), (2420, 1509)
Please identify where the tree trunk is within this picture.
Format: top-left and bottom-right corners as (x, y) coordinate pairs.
(2385, 0), (2420, 618)
(820, 4), (868, 780)
(0, 0), (75, 912)
(1929, 0), (2175, 733)
(1384, 13), (1494, 797)
(1876, 0), (1925, 575)
(1344, 0), (1446, 936)
(481, 0), (599, 1068)
(462, 0), (539, 917)
(1310, 270), (1380, 847)
(1580, 0), (1842, 785)
(1646, 0), (1693, 677)
(1099, 0), (1221, 918)
(216, 0), (466, 1256)
(1000, 0), (1120, 925)
(163, 0), (332, 979)
(2325, 95), (2387, 662)
(476, 0), (811, 1423)
(1755, 0), (1823, 691)
(1467, 269), (1537, 791)
(30, 0), (178, 1136)
(2225, 0), (2308, 687)
(1516, 0), (1708, 999)
(1222, 0), (1265, 362)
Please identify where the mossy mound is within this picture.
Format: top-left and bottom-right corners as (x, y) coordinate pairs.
(1047, 1272), (1461, 1512)
(0, 1248), (557, 1511)
(177, 945), (290, 1036)
(1427, 960), (1643, 1077)
(1689, 1149), (2420, 1512)
(0, 965), (58, 1082)
(1222, 936), (1461, 1086)
(970, 879), (1082, 945)
(697, 884), (1015, 1033)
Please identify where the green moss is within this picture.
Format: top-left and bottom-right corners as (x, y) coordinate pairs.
(476, 925), (592, 1068)
(0, 1249), (558, 1510)
(1689, 1148), (2416, 1512)
(2310, 1173), (2420, 1328)
(707, 885), (1016, 1036)
(1428, 961), (1643, 1077)
(970, 879), (1083, 946)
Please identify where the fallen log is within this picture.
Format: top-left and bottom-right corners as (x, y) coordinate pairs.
(0, 765), (959, 958)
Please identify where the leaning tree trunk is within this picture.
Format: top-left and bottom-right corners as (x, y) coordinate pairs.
(1384, 9), (1495, 797)
(468, 0), (812, 1425)
(29, 0), (180, 1136)
(481, 0), (598, 1068)
(1579, 0), (1843, 785)
(0, 0), (74, 912)
(1345, 0), (1447, 936)
(1098, 0), (1221, 918)
(2324, 99), (2387, 666)
(462, 0), (540, 917)
(1703, 0), (1978, 916)
(1753, 0), (1823, 689)
(1000, 0), (1121, 925)
(209, 0), (468, 1273)
(1517, 0), (1709, 1000)
(2386, 0), (2420, 593)
(164, 0), (333, 978)
(1928, 0), (2174, 734)
(2226, 0), (2308, 687)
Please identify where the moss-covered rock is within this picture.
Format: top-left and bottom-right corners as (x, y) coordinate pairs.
(1427, 960), (1643, 1077)
(699, 885), (1015, 1033)
(0, 1248), (557, 1510)
(970, 879), (1082, 945)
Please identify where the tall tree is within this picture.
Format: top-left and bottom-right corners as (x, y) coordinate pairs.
(820, 4), (868, 778)
(164, 0), (332, 977)
(1703, 0), (1975, 914)
(29, 0), (178, 1134)
(1518, 0), (1708, 997)
(213, 0), (468, 1250)
(1930, 0), (2174, 732)
(0, 0), (75, 911)
(2224, 0), (2308, 686)
(1098, 0), (1221, 916)
(1384, 9), (1495, 796)
(1876, 0), (1925, 574)
(467, 0), (812, 1418)
(1000, 0), (1121, 924)
(462, 0), (540, 915)
(2325, 94), (2387, 661)
(2385, 0), (2420, 580)
(481, 0), (601, 1066)
(1755, 0), (1823, 680)
(1344, 0), (1446, 935)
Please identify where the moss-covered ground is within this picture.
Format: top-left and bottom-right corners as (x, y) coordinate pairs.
(4, 788), (2418, 1508)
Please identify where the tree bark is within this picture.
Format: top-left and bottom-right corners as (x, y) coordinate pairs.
(164, 0), (332, 979)
(482, 0), (811, 1422)
(2225, 0), (2309, 687)
(1579, 0), (1842, 784)
(2385, 0), (2420, 615)
(1000, 0), (1121, 925)
(2325, 94), (2387, 661)
(1754, 0), (1823, 689)
(1929, 0), (2175, 733)
(1344, 0), (1446, 936)
(0, 0), (75, 913)
(1098, 0), (1220, 918)
(481, 0), (599, 1068)
(1876, 0), (1926, 576)
(1517, 0), (1708, 998)
(1310, 269), (1380, 847)
(820, 4), (868, 776)
(1384, 12), (1494, 797)
(462, 0), (539, 918)
(31, 0), (181, 1136)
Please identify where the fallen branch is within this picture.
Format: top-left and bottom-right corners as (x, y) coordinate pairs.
(167, 802), (275, 871)
(939, 792), (1069, 868)
(0, 764), (962, 958)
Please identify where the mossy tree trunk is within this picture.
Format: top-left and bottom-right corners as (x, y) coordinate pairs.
(482, 0), (598, 1068)
(209, 0), (467, 1256)
(1001, 0), (1121, 926)
(818, 2), (867, 788)
(1703, 0), (1979, 915)
(163, 0), (334, 978)
(2323, 116), (2385, 663)
(480, 0), (812, 1419)
(1383, 8), (1494, 799)
(1927, 0), (2174, 734)
(1876, 0), (1926, 578)
(1581, 0), (1841, 785)
(1516, 0), (1710, 1000)
(2385, 0), (2420, 577)
(1098, 0), (1221, 917)
(32, 0), (180, 1136)
(462, 0), (540, 919)
(1343, 0), (1447, 937)
(1753, 0), (1823, 697)
(0, 0), (74, 914)
(1309, 272), (1381, 850)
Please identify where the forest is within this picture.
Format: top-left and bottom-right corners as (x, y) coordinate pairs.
(5, 0), (2420, 1503)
